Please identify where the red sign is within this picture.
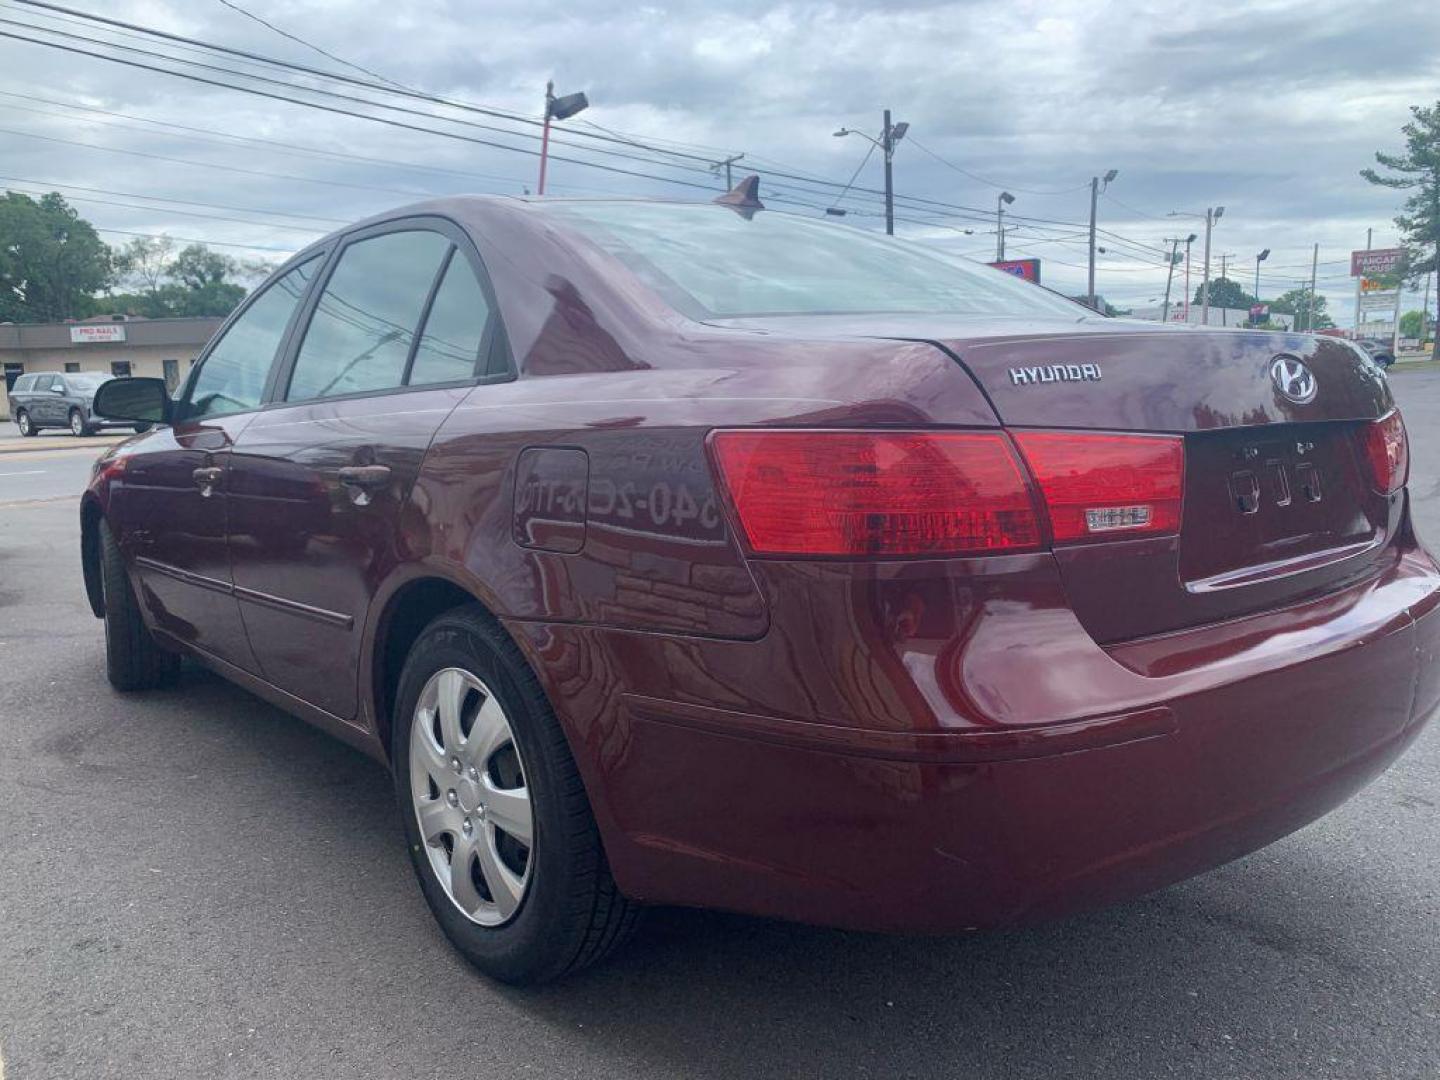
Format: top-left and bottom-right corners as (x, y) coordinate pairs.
(988, 258), (1041, 284)
(1351, 248), (1403, 277)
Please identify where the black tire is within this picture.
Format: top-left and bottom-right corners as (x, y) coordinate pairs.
(16, 410), (36, 437)
(392, 605), (639, 984)
(69, 408), (91, 437)
(99, 519), (180, 691)
(133, 423), (153, 434)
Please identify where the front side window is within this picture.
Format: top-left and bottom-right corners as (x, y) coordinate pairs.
(286, 230), (451, 402)
(188, 256), (320, 419)
(407, 251), (494, 386)
(546, 202), (1086, 321)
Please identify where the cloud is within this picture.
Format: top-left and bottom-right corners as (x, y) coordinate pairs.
(0, 0), (1435, 313)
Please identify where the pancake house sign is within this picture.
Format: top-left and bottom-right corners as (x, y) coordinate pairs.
(69, 324), (126, 344)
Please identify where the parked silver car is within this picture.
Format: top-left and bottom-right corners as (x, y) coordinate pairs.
(7, 372), (150, 436)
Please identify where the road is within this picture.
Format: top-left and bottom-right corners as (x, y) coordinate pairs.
(1, 385), (1438, 1080)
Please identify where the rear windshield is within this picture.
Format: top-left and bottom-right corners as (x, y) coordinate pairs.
(545, 202), (1084, 320)
(66, 373), (112, 390)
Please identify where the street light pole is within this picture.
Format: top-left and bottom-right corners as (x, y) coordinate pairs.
(996, 191), (1015, 260)
(1253, 248), (1270, 322)
(834, 113), (908, 236)
(537, 80), (589, 196)
(1087, 169), (1117, 312)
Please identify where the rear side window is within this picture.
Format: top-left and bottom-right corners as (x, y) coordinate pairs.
(286, 230), (451, 402)
(14, 374), (35, 392)
(407, 251), (493, 386)
(189, 256), (320, 419)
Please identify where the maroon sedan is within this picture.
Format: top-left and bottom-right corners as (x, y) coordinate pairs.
(84, 186), (1438, 984)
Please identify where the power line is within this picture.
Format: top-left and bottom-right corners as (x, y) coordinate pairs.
(213, 0), (407, 89)
(92, 226), (296, 253)
(905, 137), (1091, 195)
(0, 173), (348, 225)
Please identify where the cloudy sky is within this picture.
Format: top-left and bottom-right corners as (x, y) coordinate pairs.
(1, 0), (1437, 322)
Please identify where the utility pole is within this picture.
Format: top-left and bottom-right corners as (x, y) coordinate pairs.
(1199, 206), (1225, 326)
(1161, 238), (1184, 323)
(1307, 243), (1319, 332)
(996, 191), (1015, 260)
(1087, 169), (1118, 312)
(712, 153), (745, 189)
(882, 109), (895, 236)
(833, 114), (907, 236)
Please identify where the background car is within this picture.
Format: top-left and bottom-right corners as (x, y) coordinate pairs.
(7, 371), (150, 436)
(82, 190), (1440, 985)
(1357, 337), (1397, 367)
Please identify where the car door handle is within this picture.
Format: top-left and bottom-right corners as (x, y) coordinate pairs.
(337, 465), (391, 489)
(338, 464), (391, 506)
(192, 466), (223, 495)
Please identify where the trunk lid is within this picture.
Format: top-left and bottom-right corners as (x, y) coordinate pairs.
(935, 326), (1401, 643)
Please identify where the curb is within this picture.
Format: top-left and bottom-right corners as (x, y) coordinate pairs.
(0, 435), (125, 455)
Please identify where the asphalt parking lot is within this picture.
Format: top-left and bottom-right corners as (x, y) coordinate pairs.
(1, 379), (1438, 1080)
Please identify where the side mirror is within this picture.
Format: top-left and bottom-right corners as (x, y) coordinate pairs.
(93, 377), (171, 425)
(51, 384), (66, 394)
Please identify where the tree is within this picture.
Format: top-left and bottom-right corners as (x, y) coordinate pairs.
(113, 234), (176, 297)
(160, 243), (247, 316)
(0, 191), (113, 322)
(1193, 276), (1255, 311)
(1269, 286), (1335, 331)
(1362, 100), (1440, 360)
(1401, 310), (1424, 339)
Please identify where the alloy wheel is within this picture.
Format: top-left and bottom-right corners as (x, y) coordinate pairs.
(70, 411), (85, 436)
(409, 667), (534, 926)
(17, 412), (31, 436)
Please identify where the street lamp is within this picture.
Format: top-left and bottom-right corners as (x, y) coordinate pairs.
(537, 80), (589, 196)
(1254, 248), (1271, 307)
(834, 110), (909, 235)
(1088, 169), (1118, 311)
(996, 191), (1015, 260)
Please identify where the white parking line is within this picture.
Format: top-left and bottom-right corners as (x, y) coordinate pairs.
(0, 469), (45, 478)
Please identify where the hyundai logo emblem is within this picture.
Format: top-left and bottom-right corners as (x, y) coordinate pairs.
(1270, 354), (1317, 405)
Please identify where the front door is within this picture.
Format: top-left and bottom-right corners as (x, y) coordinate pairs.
(123, 254), (324, 670)
(226, 223), (503, 720)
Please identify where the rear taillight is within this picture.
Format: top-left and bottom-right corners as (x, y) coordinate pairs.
(1358, 411), (1408, 495)
(709, 430), (1041, 557)
(1011, 431), (1185, 544)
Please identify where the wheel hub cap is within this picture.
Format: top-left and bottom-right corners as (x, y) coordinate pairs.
(409, 667), (534, 927)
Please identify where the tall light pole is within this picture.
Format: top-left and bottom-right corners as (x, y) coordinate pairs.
(1253, 248), (1270, 321)
(996, 191), (1015, 260)
(1087, 169), (1118, 312)
(834, 112), (909, 235)
(537, 80), (589, 195)
(1171, 207), (1224, 324)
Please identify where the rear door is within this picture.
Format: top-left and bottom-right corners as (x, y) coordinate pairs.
(32, 375), (60, 424)
(226, 219), (507, 719)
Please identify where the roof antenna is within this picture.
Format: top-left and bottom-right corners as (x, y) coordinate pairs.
(714, 174), (764, 219)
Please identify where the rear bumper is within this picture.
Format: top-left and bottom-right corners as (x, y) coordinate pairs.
(511, 542), (1440, 934)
